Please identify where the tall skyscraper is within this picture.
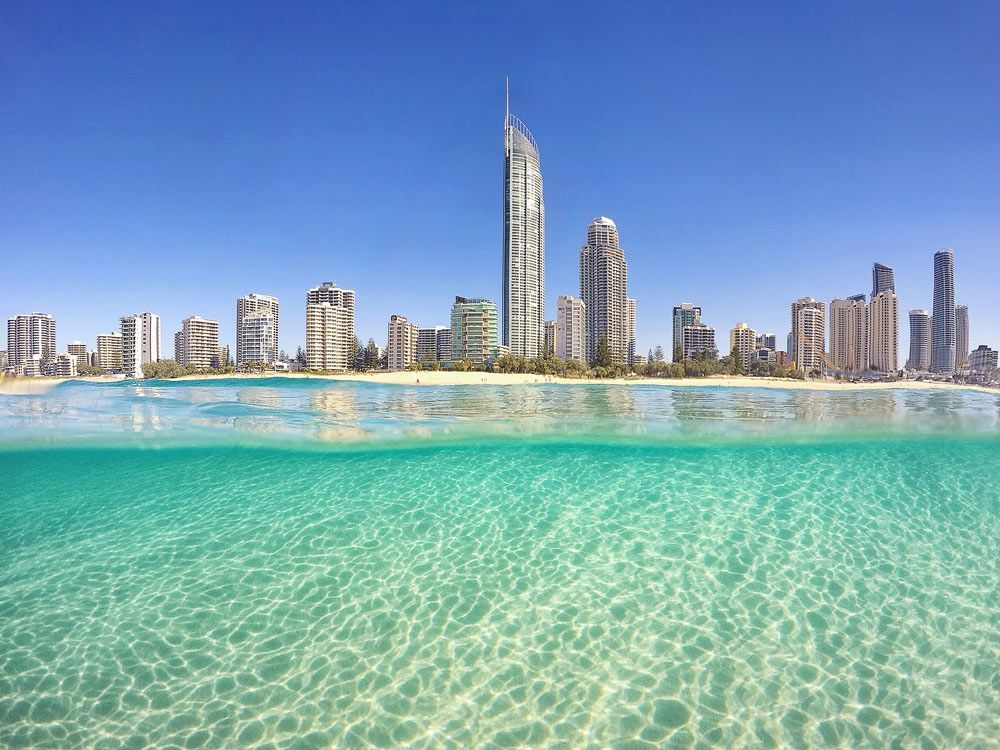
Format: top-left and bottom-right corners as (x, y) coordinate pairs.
(872, 262), (895, 298)
(730, 323), (757, 370)
(6, 312), (56, 371)
(556, 295), (586, 363)
(931, 249), (955, 373)
(868, 291), (899, 372)
(305, 282), (356, 371)
(120, 312), (161, 378)
(791, 298), (825, 372)
(502, 85), (545, 358)
(579, 217), (629, 365)
(907, 310), (931, 370)
(451, 296), (499, 365)
(96, 332), (123, 371)
(625, 298), (636, 366)
(387, 314), (419, 371)
(955, 304), (969, 370)
(829, 297), (868, 372)
(672, 303), (701, 362)
(174, 316), (220, 370)
(237, 293), (279, 367)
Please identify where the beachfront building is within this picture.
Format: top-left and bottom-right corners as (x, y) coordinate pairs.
(672, 303), (701, 362)
(6, 312), (56, 374)
(121, 312), (161, 378)
(305, 282), (356, 371)
(238, 313), (276, 368)
(544, 320), (556, 358)
(626, 298), (636, 366)
(556, 294), (586, 363)
(416, 326), (451, 363)
(969, 345), (998, 372)
(214, 345), (230, 369)
(174, 316), (220, 371)
(956, 304), (969, 370)
(67, 341), (88, 368)
(387, 314), (419, 371)
(502, 93), (545, 358)
(791, 297), (826, 373)
(237, 293), (279, 368)
(931, 249), (955, 373)
(751, 348), (775, 365)
(829, 296), (868, 372)
(682, 323), (717, 360)
(756, 332), (777, 351)
(633, 353), (647, 367)
(729, 323), (757, 370)
(907, 310), (931, 370)
(451, 296), (499, 365)
(579, 217), (629, 365)
(50, 353), (78, 377)
(872, 262), (895, 298)
(868, 290), (899, 372)
(96, 332), (123, 371)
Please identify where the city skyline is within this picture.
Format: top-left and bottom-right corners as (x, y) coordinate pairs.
(3, 4), (1000, 357)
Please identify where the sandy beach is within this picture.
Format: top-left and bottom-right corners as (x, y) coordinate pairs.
(1, 370), (996, 395)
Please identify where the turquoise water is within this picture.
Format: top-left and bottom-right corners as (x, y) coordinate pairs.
(1, 381), (999, 748)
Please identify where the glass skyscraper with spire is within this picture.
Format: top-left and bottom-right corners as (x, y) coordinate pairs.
(502, 88), (545, 358)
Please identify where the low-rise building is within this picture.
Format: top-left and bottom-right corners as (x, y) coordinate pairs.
(969, 345), (998, 372)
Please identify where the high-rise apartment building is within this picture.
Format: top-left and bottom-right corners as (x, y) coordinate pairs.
(955, 304), (969, 370)
(451, 296), (499, 365)
(67, 341), (88, 367)
(672, 304), (701, 362)
(502, 90), (545, 358)
(6, 312), (56, 371)
(96, 332), (123, 371)
(237, 293), (279, 367)
(626, 298), (636, 366)
(729, 323), (757, 370)
(756, 333), (777, 351)
(791, 298), (826, 372)
(682, 323), (717, 360)
(120, 312), (161, 378)
(872, 262), (895, 298)
(579, 217), (629, 364)
(906, 310), (931, 370)
(174, 316), (220, 370)
(387, 314), (419, 371)
(931, 249), (955, 373)
(868, 290), (899, 372)
(556, 295), (586, 363)
(305, 282), (356, 371)
(829, 296), (868, 372)
(417, 326), (451, 362)
(969, 345), (998, 372)
(544, 320), (556, 358)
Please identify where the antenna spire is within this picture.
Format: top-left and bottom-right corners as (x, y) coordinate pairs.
(505, 77), (509, 126)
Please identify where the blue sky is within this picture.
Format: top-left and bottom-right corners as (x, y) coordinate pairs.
(2, 1), (999, 358)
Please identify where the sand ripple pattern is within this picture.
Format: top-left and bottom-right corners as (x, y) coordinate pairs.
(1, 437), (998, 748)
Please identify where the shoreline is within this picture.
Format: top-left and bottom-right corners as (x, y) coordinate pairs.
(2, 370), (996, 395)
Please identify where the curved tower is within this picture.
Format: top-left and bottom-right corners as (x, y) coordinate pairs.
(502, 85), (545, 357)
(579, 217), (629, 365)
(931, 249), (955, 373)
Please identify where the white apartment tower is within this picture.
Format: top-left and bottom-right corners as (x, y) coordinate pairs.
(729, 323), (757, 370)
(387, 314), (419, 371)
(682, 323), (717, 360)
(829, 296), (868, 372)
(556, 295), (586, 363)
(868, 290), (899, 373)
(305, 282), (356, 371)
(502, 86), (545, 358)
(791, 298), (826, 372)
(672, 304), (702, 362)
(175, 316), (221, 371)
(579, 217), (629, 364)
(237, 293), (279, 367)
(416, 327), (451, 362)
(6, 312), (56, 371)
(120, 312), (161, 378)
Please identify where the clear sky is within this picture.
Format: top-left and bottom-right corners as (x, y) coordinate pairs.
(2, 1), (999, 358)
